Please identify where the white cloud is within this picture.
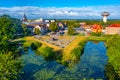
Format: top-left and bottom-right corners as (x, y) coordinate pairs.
(0, 6), (120, 19)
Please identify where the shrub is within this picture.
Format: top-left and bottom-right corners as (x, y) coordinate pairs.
(34, 28), (41, 35)
(68, 40), (86, 67)
(71, 40), (86, 58)
(71, 47), (81, 58)
(39, 47), (54, 60)
(78, 40), (86, 46)
(68, 25), (75, 35)
(105, 63), (120, 80)
(49, 22), (58, 32)
(0, 52), (23, 80)
(31, 42), (42, 50)
(35, 42), (42, 47)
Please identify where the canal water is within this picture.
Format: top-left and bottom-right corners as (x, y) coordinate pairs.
(20, 41), (108, 80)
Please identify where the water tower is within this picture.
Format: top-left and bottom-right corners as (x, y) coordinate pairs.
(101, 12), (110, 23)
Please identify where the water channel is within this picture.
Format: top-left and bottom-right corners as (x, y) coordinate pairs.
(20, 41), (108, 80)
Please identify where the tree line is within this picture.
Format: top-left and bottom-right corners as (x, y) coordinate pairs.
(0, 15), (23, 80)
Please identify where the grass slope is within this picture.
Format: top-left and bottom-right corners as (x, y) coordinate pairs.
(63, 36), (86, 61)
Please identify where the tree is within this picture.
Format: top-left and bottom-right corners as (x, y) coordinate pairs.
(34, 28), (40, 35)
(0, 15), (23, 80)
(0, 14), (23, 36)
(49, 22), (58, 32)
(11, 18), (22, 35)
(106, 34), (120, 78)
(0, 15), (15, 52)
(67, 22), (75, 35)
(68, 25), (75, 35)
(21, 23), (28, 36)
(0, 52), (22, 80)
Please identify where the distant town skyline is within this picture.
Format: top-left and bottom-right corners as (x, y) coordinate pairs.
(0, 0), (120, 19)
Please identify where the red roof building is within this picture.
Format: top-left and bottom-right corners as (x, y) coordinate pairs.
(105, 24), (120, 34)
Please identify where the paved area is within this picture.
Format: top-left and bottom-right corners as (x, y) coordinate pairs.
(34, 35), (76, 48)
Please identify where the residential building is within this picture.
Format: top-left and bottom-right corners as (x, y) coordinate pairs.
(105, 27), (120, 34)
(105, 24), (120, 34)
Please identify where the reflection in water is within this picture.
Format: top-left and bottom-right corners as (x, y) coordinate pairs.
(77, 41), (108, 79)
(20, 41), (108, 80)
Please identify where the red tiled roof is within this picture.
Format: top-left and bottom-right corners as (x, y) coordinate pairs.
(109, 24), (120, 27)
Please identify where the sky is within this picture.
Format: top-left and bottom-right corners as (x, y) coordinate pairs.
(0, 0), (120, 19)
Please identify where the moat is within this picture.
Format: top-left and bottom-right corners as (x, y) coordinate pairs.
(20, 41), (108, 80)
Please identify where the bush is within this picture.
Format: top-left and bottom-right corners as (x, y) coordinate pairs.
(71, 47), (81, 58)
(35, 42), (42, 47)
(78, 40), (86, 46)
(31, 42), (42, 50)
(71, 40), (86, 57)
(34, 28), (41, 35)
(0, 52), (22, 80)
(39, 47), (54, 60)
(105, 63), (120, 80)
(68, 25), (75, 35)
(49, 22), (58, 32)
(68, 40), (86, 67)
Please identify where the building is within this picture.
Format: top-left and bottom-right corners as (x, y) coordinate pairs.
(91, 24), (102, 33)
(105, 27), (120, 35)
(24, 22), (49, 34)
(79, 22), (86, 27)
(101, 12), (110, 23)
(82, 25), (92, 32)
(21, 14), (50, 34)
(50, 20), (55, 22)
(105, 24), (120, 34)
(34, 18), (44, 22)
(22, 13), (27, 22)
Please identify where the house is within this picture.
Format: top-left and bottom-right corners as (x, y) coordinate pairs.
(21, 14), (50, 34)
(105, 27), (120, 34)
(105, 26), (120, 35)
(25, 22), (49, 34)
(58, 22), (65, 31)
(91, 24), (102, 33)
(50, 20), (55, 22)
(79, 22), (86, 27)
(105, 24), (120, 35)
(81, 25), (92, 33)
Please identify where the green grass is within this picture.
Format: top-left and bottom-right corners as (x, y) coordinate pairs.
(87, 36), (108, 42)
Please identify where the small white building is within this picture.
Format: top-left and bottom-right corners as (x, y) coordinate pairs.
(34, 18), (44, 22)
(50, 20), (55, 22)
(45, 20), (49, 22)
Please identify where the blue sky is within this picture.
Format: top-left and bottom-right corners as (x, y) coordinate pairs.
(0, 0), (120, 19)
(0, 0), (120, 7)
